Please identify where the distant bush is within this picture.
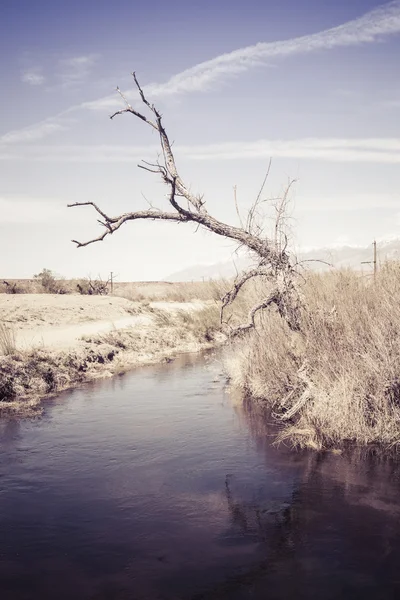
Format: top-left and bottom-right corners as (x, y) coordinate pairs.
(34, 269), (67, 294)
(76, 277), (109, 295)
(2, 280), (26, 294)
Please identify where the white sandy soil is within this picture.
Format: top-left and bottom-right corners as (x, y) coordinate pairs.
(0, 294), (206, 352)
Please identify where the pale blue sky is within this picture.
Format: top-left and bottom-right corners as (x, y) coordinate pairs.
(1, 0), (400, 279)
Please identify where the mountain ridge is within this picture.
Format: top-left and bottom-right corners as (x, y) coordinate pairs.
(165, 239), (400, 281)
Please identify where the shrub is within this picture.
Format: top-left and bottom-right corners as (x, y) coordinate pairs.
(34, 269), (67, 294)
(152, 304), (221, 343)
(2, 281), (26, 294)
(76, 277), (109, 295)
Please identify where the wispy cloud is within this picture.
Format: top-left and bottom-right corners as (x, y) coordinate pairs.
(0, 117), (67, 145)
(6, 2), (400, 143)
(0, 196), (71, 223)
(183, 138), (400, 163)
(382, 99), (400, 108)
(298, 194), (400, 211)
(57, 53), (99, 89)
(0, 143), (154, 162)
(84, 0), (400, 109)
(2, 138), (400, 163)
(21, 69), (45, 86)
(112, 137), (393, 164)
(149, 1), (400, 97)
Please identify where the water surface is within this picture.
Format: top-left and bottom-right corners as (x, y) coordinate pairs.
(1, 352), (400, 599)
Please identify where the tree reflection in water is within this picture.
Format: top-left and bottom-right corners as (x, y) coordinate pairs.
(192, 398), (400, 599)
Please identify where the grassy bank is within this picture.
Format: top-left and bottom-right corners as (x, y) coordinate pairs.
(224, 264), (400, 450)
(0, 305), (221, 415)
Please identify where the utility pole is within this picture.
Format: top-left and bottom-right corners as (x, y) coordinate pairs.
(361, 240), (377, 281)
(110, 271), (113, 294)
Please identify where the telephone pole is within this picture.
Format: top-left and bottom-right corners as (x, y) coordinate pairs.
(361, 240), (377, 281)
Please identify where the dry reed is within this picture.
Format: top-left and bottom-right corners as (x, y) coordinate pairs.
(0, 322), (16, 356)
(224, 263), (400, 450)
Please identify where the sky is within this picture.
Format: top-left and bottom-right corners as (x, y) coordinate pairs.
(1, 0), (400, 280)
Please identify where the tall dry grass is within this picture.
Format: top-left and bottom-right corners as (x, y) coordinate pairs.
(113, 280), (226, 303)
(152, 304), (221, 343)
(0, 322), (16, 356)
(224, 263), (400, 450)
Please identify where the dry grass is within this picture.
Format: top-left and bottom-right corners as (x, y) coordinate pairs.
(113, 280), (225, 303)
(0, 278), (228, 303)
(0, 345), (118, 410)
(152, 304), (221, 343)
(0, 322), (16, 356)
(224, 263), (400, 450)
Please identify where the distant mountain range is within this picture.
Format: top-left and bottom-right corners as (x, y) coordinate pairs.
(166, 239), (400, 281)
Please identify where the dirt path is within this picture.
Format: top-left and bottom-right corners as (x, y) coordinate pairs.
(15, 315), (152, 351)
(0, 295), (207, 352)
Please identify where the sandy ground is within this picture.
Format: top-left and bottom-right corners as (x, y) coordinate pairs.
(0, 294), (142, 329)
(0, 294), (205, 352)
(15, 315), (151, 350)
(0, 293), (220, 414)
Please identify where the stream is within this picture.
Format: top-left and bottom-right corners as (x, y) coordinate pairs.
(1, 351), (400, 599)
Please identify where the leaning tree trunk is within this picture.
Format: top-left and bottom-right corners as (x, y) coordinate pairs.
(68, 73), (302, 336)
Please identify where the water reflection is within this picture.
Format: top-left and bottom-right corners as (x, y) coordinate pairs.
(194, 444), (400, 599)
(0, 418), (21, 445)
(0, 352), (400, 599)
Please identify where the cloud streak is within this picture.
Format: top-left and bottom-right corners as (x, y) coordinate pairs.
(5, 2), (400, 143)
(2, 138), (400, 164)
(0, 119), (66, 145)
(148, 1), (400, 97)
(57, 53), (99, 89)
(0, 196), (72, 224)
(21, 69), (45, 86)
(84, 0), (400, 109)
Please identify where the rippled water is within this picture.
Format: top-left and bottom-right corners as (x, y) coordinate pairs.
(1, 351), (400, 599)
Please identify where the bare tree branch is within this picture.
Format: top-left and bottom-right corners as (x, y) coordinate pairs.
(69, 72), (302, 334)
(69, 180), (186, 247)
(233, 185), (244, 229)
(229, 290), (280, 337)
(220, 267), (274, 324)
(246, 159), (272, 234)
(293, 258), (334, 268)
(274, 178), (296, 253)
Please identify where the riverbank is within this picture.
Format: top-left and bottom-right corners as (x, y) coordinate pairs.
(0, 294), (222, 414)
(224, 265), (400, 451)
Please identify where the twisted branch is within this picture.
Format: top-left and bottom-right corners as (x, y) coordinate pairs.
(220, 267), (274, 324)
(229, 290), (280, 338)
(69, 72), (301, 336)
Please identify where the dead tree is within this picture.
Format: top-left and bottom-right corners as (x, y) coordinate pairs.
(68, 73), (302, 336)
(77, 276), (109, 296)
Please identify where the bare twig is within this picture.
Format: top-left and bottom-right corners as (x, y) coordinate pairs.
(220, 267), (273, 324)
(246, 159), (272, 234)
(229, 290), (279, 337)
(293, 258), (334, 268)
(233, 185), (244, 229)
